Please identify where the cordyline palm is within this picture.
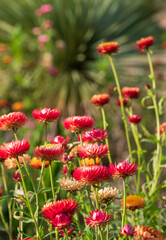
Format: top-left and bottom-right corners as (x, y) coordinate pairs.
(0, 0), (162, 114)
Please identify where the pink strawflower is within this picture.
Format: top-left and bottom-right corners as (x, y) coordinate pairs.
(110, 161), (138, 179)
(120, 224), (135, 236)
(12, 172), (21, 182)
(32, 27), (41, 35)
(85, 209), (111, 227)
(129, 115), (141, 124)
(0, 112), (27, 131)
(40, 4), (53, 14)
(51, 136), (70, 146)
(32, 107), (60, 123)
(38, 35), (49, 43)
(48, 66), (59, 76)
(73, 165), (111, 185)
(78, 143), (108, 159)
(78, 128), (107, 143)
(64, 116), (94, 133)
(0, 140), (30, 158)
(51, 213), (72, 229)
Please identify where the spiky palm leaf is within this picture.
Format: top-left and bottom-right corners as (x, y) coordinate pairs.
(0, 0), (162, 114)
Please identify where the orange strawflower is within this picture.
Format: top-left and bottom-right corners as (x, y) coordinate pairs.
(12, 102), (24, 111)
(136, 36), (154, 53)
(91, 94), (110, 106)
(80, 157), (100, 166)
(2, 55), (12, 64)
(0, 100), (8, 108)
(0, 44), (8, 52)
(30, 157), (49, 169)
(121, 195), (145, 210)
(134, 225), (164, 240)
(97, 42), (120, 55)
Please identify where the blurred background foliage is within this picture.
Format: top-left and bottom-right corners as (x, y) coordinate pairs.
(0, 0), (165, 115)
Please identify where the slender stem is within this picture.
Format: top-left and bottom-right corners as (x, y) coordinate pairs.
(131, 210), (136, 227)
(92, 185), (99, 209)
(19, 204), (23, 240)
(108, 55), (132, 162)
(44, 123), (48, 144)
(16, 159), (41, 240)
(0, 205), (8, 232)
(55, 227), (59, 240)
(49, 161), (56, 201)
(101, 106), (112, 163)
(122, 178), (126, 228)
(64, 228), (69, 240)
(98, 226), (103, 240)
(79, 132), (85, 166)
(42, 174), (47, 203)
(0, 162), (12, 240)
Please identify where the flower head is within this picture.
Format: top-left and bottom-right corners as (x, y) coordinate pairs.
(136, 36), (154, 53)
(91, 94), (110, 106)
(78, 143), (108, 159)
(121, 195), (145, 210)
(64, 116), (94, 132)
(85, 209), (111, 227)
(158, 122), (166, 135)
(32, 107), (60, 123)
(14, 189), (32, 206)
(12, 172), (21, 182)
(129, 115), (141, 124)
(33, 144), (64, 161)
(117, 98), (130, 107)
(41, 199), (78, 221)
(50, 135), (70, 146)
(73, 165), (111, 185)
(91, 187), (119, 204)
(4, 154), (30, 170)
(0, 140), (30, 159)
(39, 4), (53, 14)
(12, 102), (24, 111)
(134, 225), (164, 240)
(60, 154), (73, 163)
(122, 87), (140, 99)
(0, 188), (2, 196)
(59, 177), (85, 192)
(30, 157), (49, 169)
(97, 42), (120, 55)
(79, 129), (107, 143)
(0, 112), (27, 131)
(38, 35), (49, 43)
(80, 157), (101, 166)
(110, 161), (138, 179)
(120, 224), (135, 236)
(51, 213), (72, 229)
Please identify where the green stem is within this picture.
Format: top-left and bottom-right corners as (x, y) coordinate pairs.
(0, 162), (12, 240)
(131, 210), (136, 227)
(122, 178), (126, 228)
(64, 228), (69, 240)
(79, 133), (85, 166)
(55, 227), (59, 240)
(101, 106), (112, 163)
(19, 205), (23, 240)
(49, 161), (56, 201)
(16, 159), (41, 240)
(92, 185), (99, 209)
(98, 227), (103, 240)
(44, 123), (48, 144)
(0, 205), (8, 232)
(108, 55), (132, 162)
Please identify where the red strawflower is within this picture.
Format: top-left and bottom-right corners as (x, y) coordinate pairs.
(120, 224), (135, 236)
(78, 143), (108, 159)
(85, 209), (111, 227)
(0, 112), (27, 131)
(78, 129), (107, 143)
(158, 122), (166, 135)
(73, 165), (111, 185)
(12, 172), (21, 182)
(91, 94), (110, 106)
(32, 107), (60, 123)
(64, 116), (94, 133)
(50, 135), (70, 146)
(128, 115), (141, 124)
(60, 154), (73, 163)
(59, 228), (76, 237)
(0, 149), (7, 161)
(110, 161), (138, 179)
(0, 188), (2, 196)
(51, 213), (72, 229)
(41, 199), (78, 221)
(117, 98), (129, 107)
(33, 144), (64, 161)
(136, 36), (154, 53)
(0, 140), (30, 158)
(122, 87), (140, 99)
(97, 42), (120, 55)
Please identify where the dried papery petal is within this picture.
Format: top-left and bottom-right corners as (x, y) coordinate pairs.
(91, 187), (119, 204)
(0, 112), (27, 131)
(73, 165), (111, 185)
(85, 209), (111, 227)
(59, 177), (85, 191)
(121, 195), (145, 210)
(97, 42), (120, 55)
(91, 94), (110, 106)
(64, 116), (94, 133)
